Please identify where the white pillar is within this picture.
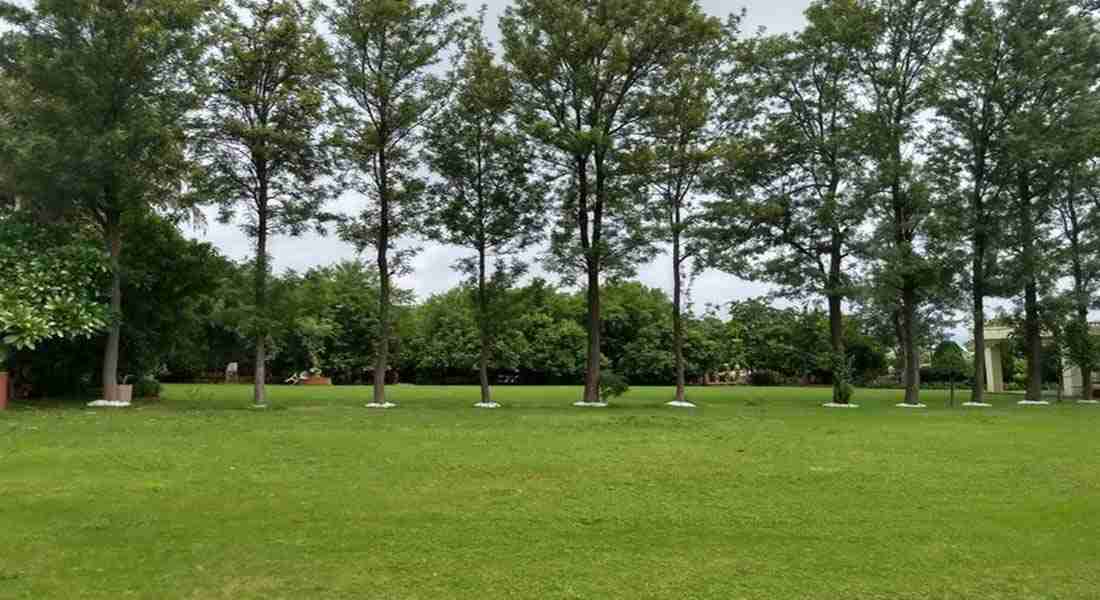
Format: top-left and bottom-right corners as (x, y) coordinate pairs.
(985, 344), (1004, 393)
(1063, 365), (1083, 397)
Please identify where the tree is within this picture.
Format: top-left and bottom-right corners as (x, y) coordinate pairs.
(329, 0), (465, 407)
(706, 0), (875, 404)
(636, 14), (731, 406)
(501, 0), (719, 404)
(996, 0), (1100, 402)
(421, 17), (545, 407)
(1055, 160), (1100, 400)
(192, 0), (335, 408)
(116, 212), (237, 381)
(295, 316), (338, 377)
(1, 0), (211, 401)
(930, 0), (1014, 405)
(858, 0), (960, 406)
(931, 340), (969, 406)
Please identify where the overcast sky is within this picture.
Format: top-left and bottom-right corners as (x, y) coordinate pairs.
(187, 0), (813, 316)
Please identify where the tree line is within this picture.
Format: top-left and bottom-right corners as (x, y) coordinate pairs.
(1, 0), (1098, 407)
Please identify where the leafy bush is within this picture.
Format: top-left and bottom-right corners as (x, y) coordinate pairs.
(747, 370), (785, 386)
(598, 371), (630, 402)
(133, 376), (162, 399)
(837, 381), (854, 404)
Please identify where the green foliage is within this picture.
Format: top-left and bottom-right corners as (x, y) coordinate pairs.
(0, 0), (215, 395)
(597, 371), (630, 403)
(931, 340), (970, 382)
(296, 316), (338, 374)
(0, 215), (108, 354)
(193, 0), (337, 255)
(328, 0), (466, 262)
(0, 0), (210, 221)
(328, 0), (466, 400)
(119, 213), (236, 379)
(421, 16), (547, 397)
(132, 375), (162, 399)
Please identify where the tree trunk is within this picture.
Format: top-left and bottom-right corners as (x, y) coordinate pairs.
(1020, 174), (1042, 403)
(672, 217), (686, 404)
(477, 245), (491, 405)
(583, 264), (602, 403)
(582, 151), (604, 405)
(101, 214), (123, 402)
(253, 208), (268, 407)
(374, 147), (391, 405)
(375, 248), (390, 404)
(828, 292), (844, 404)
(1073, 273), (1091, 402)
(902, 285), (920, 405)
(1081, 304), (1094, 401)
(892, 308), (905, 384)
(827, 236), (845, 404)
(1024, 278), (1043, 402)
(972, 230), (987, 404)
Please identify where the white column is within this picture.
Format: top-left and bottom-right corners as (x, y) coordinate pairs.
(985, 344), (1004, 393)
(1064, 365), (1083, 397)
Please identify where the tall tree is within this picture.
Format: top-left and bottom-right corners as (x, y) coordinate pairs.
(192, 0), (334, 408)
(630, 15), (729, 407)
(501, 0), (719, 404)
(706, 0), (875, 405)
(421, 18), (546, 408)
(329, 0), (465, 408)
(996, 0), (1100, 402)
(0, 0), (210, 402)
(1053, 140), (1100, 401)
(858, 0), (959, 406)
(930, 0), (1014, 405)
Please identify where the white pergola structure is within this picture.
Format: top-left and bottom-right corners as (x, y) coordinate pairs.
(983, 324), (1098, 395)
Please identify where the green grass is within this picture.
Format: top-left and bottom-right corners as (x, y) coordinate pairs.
(2, 384), (1099, 599)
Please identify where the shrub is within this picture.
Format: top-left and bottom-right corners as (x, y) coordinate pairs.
(133, 375), (162, 399)
(748, 370), (784, 386)
(598, 371), (630, 402)
(837, 381), (854, 404)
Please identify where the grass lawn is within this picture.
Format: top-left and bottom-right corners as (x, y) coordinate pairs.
(2, 384), (1099, 599)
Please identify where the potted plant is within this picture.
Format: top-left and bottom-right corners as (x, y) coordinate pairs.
(296, 317), (337, 385)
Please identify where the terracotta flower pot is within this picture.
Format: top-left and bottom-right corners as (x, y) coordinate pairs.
(0, 371), (8, 410)
(302, 375), (333, 386)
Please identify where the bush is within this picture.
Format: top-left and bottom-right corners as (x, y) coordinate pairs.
(837, 381), (854, 403)
(747, 370), (785, 386)
(598, 371), (630, 402)
(133, 375), (162, 399)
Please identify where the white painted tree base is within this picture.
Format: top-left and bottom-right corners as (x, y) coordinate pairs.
(895, 403), (927, 408)
(666, 401), (697, 408)
(86, 400), (131, 408)
(366, 402), (397, 409)
(1017, 400), (1050, 406)
(474, 402), (500, 409)
(573, 402), (609, 408)
(962, 402), (993, 407)
(249, 404), (269, 410)
(1077, 400), (1100, 405)
(823, 403), (859, 408)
